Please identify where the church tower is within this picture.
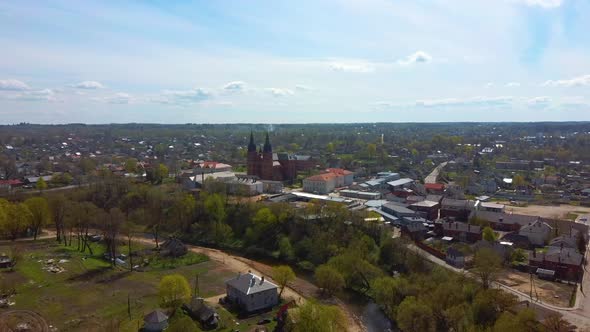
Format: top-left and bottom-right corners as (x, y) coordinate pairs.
(261, 132), (274, 180)
(247, 131), (258, 176)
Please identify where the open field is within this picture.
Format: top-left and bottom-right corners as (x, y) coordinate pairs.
(498, 270), (575, 307)
(499, 202), (590, 220)
(0, 239), (247, 331)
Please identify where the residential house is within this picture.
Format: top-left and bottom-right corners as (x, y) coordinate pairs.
(519, 219), (553, 246)
(425, 183), (445, 194)
(500, 232), (532, 249)
(548, 235), (579, 251)
(440, 199), (473, 221)
(409, 200), (440, 220)
(473, 240), (513, 262)
(446, 247), (466, 268)
(225, 272), (279, 313)
(436, 221), (482, 243)
(401, 221), (428, 241)
(0, 179), (23, 191)
(470, 211), (537, 232)
(528, 247), (583, 281)
(25, 175), (53, 186)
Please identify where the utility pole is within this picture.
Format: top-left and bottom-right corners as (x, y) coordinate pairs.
(127, 293), (131, 319)
(194, 273), (200, 298)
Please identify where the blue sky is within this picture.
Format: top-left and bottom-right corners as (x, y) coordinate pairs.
(0, 0), (589, 123)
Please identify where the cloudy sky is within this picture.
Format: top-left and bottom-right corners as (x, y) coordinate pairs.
(1, 0), (589, 123)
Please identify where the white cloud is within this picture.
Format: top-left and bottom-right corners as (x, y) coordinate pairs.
(485, 82), (494, 88)
(516, 0), (564, 8)
(542, 74), (590, 87)
(505, 82), (521, 87)
(329, 61), (375, 73)
(91, 92), (134, 104)
(415, 96), (513, 107)
(397, 51), (433, 66)
(266, 88), (294, 97)
(527, 96), (551, 108)
(0, 79), (30, 91)
(222, 81), (246, 92)
(295, 84), (312, 91)
(153, 88), (212, 105)
(11, 89), (59, 102)
(73, 81), (105, 89)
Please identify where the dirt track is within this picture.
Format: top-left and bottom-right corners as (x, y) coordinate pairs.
(499, 203), (590, 219)
(134, 238), (365, 332)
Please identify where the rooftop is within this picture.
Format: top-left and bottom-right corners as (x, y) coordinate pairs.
(226, 272), (278, 295)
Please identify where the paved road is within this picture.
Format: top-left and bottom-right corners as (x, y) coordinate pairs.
(407, 243), (590, 329)
(424, 162), (447, 184)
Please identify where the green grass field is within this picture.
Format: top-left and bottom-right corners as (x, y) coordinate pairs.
(0, 239), (242, 331)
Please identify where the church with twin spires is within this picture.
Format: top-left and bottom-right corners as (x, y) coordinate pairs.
(247, 132), (314, 182)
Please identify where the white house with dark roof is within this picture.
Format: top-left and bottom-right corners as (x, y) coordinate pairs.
(225, 272), (279, 313)
(518, 219), (553, 246)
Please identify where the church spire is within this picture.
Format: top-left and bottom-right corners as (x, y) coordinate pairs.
(263, 132), (272, 153)
(248, 131), (256, 152)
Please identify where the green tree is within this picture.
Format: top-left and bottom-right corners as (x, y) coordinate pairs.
(510, 248), (527, 264)
(36, 177), (48, 191)
(493, 309), (542, 332)
(7, 203), (33, 241)
(513, 174), (527, 188)
(278, 236), (295, 261)
(24, 196), (50, 240)
(473, 248), (502, 289)
(482, 226), (497, 242)
(167, 314), (200, 332)
(287, 300), (346, 332)
(272, 265), (295, 299)
(159, 274), (191, 309)
(48, 195), (68, 243)
(543, 313), (575, 332)
(370, 277), (412, 320)
(367, 143), (377, 159)
(396, 296), (435, 332)
(158, 164), (169, 182)
(124, 158), (138, 173)
(326, 142), (335, 153)
(314, 264), (345, 296)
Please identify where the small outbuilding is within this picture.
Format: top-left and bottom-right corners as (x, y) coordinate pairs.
(143, 310), (169, 332)
(160, 237), (188, 257)
(0, 255), (12, 269)
(184, 297), (219, 329)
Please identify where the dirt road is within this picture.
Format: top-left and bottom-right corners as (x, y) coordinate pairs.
(499, 203), (590, 219)
(134, 237), (365, 332)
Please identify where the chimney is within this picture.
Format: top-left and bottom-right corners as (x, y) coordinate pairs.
(499, 218), (503, 223)
(260, 276), (265, 285)
(250, 278), (256, 287)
